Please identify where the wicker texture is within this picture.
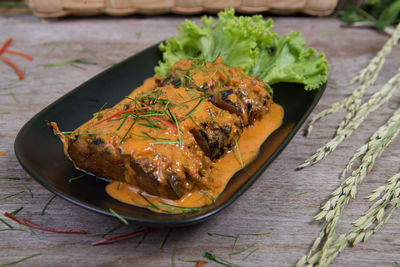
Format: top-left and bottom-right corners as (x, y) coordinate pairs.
(26, 0), (338, 18)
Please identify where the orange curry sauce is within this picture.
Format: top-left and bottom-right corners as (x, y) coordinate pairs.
(52, 58), (284, 214)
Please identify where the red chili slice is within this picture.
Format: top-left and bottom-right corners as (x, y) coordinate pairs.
(95, 106), (152, 125)
(5, 49), (33, 61)
(151, 116), (178, 132)
(0, 38), (12, 54)
(1, 56), (24, 80)
(4, 212), (86, 234)
(91, 227), (154, 246)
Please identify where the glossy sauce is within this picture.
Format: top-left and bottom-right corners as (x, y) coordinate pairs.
(106, 101), (283, 213)
(53, 58), (284, 214)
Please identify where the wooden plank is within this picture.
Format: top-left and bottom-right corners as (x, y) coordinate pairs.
(0, 15), (399, 266)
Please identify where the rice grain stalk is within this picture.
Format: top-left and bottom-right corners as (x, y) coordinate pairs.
(304, 172), (400, 266)
(297, 106), (400, 266)
(299, 70), (400, 169)
(306, 22), (400, 137)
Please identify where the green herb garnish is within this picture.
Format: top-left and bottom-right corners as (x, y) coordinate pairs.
(167, 108), (182, 145)
(159, 228), (171, 249)
(109, 208), (128, 225)
(149, 141), (179, 145)
(0, 190), (25, 201)
(68, 174), (87, 183)
(43, 59), (97, 67)
(138, 193), (160, 210)
(9, 92), (20, 104)
(131, 131), (170, 141)
(61, 131), (109, 136)
(229, 242), (256, 257)
(21, 181), (33, 198)
(242, 248), (259, 261)
(0, 177), (19, 180)
(203, 252), (241, 267)
(9, 207), (23, 215)
(120, 117), (138, 144)
(136, 230), (149, 248)
(0, 252), (41, 267)
(91, 222), (122, 238)
(234, 138), (244, 168)
(0, 218), (14, 230)
(40, 194), (56, 216)
(179, 98), (203, 122)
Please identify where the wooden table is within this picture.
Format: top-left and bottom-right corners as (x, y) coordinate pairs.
(1, 14), (399, 266)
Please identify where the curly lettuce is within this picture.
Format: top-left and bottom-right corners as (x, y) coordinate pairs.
(155, 9), (328, 94)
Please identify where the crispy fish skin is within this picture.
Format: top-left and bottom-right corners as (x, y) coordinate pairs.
(161, 57), (271, 159)
(164, 57), (272, 127)
(50, 122), (203, 200)
(52, 57), (271, 200)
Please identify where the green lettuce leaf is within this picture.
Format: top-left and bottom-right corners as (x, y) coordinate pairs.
(155, 9), (328, 94)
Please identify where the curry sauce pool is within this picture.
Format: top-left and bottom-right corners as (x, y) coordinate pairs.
(50, 58), (284, 213)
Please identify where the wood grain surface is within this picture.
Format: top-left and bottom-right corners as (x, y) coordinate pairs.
(0, 14), (399, 267)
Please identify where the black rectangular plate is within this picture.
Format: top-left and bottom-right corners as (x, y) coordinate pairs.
(14, 43), (325, 227)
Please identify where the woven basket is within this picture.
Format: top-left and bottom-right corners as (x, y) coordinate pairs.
(26, 0), (338, 18)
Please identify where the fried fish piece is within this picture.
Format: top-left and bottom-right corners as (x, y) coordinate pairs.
(52, 57), (271, 200)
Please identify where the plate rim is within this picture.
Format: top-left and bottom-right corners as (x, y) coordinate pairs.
(14, 43), (326, 227)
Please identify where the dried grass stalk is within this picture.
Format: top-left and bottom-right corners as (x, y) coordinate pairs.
(301, 23), (400, 169)
(297, 106), (400, 266)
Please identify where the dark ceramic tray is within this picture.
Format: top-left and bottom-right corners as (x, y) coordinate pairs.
(14, 43), (325, 227)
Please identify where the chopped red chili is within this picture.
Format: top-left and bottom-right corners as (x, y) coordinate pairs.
(5, 49), (33, 61)
(151, 116), (178, 132)
(1, 56), (24, 80)
(0, 38), (33, 80)
(0, 38), (12, 54)
(96, 106), (153, 125)
(91, 227), (154, 246)
(4, 212), (86, 234)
